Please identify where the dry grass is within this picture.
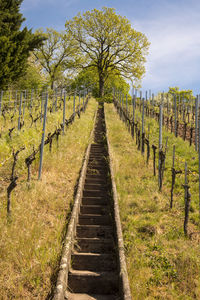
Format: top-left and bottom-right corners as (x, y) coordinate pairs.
(105, 103), (200, 300)
(0, 98), (97, 299)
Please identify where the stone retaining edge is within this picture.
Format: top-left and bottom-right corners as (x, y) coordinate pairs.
(53, 107), (98, 300)
(105, 112), (132, 300)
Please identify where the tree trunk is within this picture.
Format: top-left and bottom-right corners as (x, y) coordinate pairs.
(51, 80), (54, 90)
(99, 74), (105, 98)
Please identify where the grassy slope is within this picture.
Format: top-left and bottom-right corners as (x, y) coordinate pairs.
(105, 103), (200, 300)
(0, 97), (76, 173)
(127, 102), (200, 225)
(0, 98), (97, 299)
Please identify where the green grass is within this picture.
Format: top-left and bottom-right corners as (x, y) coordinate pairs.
(0, 95), (80, 173)
(124, 100), (200, 224)
(0, 98), (97, 299)
(105, 103), (200, 299)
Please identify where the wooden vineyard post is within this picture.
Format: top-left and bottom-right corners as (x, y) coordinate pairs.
(152, 144), (157, 176)
(158, 100), (163, 190)
(199, 116), (200, 217)
(195, 95), (198, 151)
(38, 93), (48, 180)
(22, 90), (26, 123)
(149, 89), (151, 102)
(63, 90), (66, 135)
(14, 90), (17, 112)
(55, 88), (58, 112)
(73, 90), (76, 115)
(152, 93), (154, 116)
(170, 145), (182, 208)
(167, 93), (169, 116)
(140, 91), (142, 112)
(174, 94), (177, 137)
(41, 91), (44, 123)
(83, 89), (85, 106)
(30, 89), (33, 113)
(145, 91), (148, 116)
(183, 161), (191, 236)
(170, 145), (175, 208)
(52, 89), (55, 109)
(141, 97), (145, 153)
(7, 147), (25, 217)
(132, 93), (135, 137)
(161, 137), (168, 181)
(18, 92), (23, 130)
(0, 90), (3, 115)
(8, 90), (11, 107)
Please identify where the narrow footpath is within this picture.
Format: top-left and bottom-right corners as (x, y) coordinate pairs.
(66, 104), (120, 299)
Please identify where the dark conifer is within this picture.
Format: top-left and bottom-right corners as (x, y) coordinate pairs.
(0, 0), (45, 88)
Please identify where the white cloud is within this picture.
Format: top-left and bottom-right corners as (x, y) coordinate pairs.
(132, 1), (200, 93)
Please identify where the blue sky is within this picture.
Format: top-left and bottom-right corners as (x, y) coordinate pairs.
(21, 0), (200, 95)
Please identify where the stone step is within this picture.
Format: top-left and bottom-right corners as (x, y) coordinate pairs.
(81, 196), (108, 206)
(84, 184), (107, 191)
(87, 164), (107, 170)
(68, 270), (119, 294)
(65, 292), (119, 300)
(83, 190), (108, 198)
(89, 150), (106, 154)
(89, 155), (105, 159)
(71, 252), (116, 271)
(88, 161), (107, 169)
(76, 225), (113, 239)
(91, 144), (104, 148)
(86, 169), (107, 176)
(75, 238), (114, 253)
(79, 214), (111, 225)
(88, 158), (106, 162)
(85, 174), (108, 181)
(80, 205), (109, 215)
(84, 178), (107, 185)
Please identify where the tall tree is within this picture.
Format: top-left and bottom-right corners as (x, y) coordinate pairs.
(167, 87), (194, 103)
(0, 0), (44, 89)
(65, 7), (150, 98)
(34, 28), (78, 89)
(13, 53), (47, 90)
(72, 67), (130, 98)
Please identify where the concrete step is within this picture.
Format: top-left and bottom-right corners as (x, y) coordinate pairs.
(85, 174), (108, 181)
(91, 144), (104, 148)
(81, 197), (108, 206)
(76, 225), (113, 239)
(79, 214), (111, 225)
(89, 150), (105, 154)
(75, 238), (114, 253)
(88, 158), (106, 162)
(86, 169), (107, 176)
(88, 165), (108, 172)
(65, 292), (119, 300)
(89, 153), (105, 161)
(84, 178), (106, 185)
(84, 184), (107, 191)
(83, 190), (108, 198)
(71, 252), (116, 271)
(68, 270), (119, 294)
(80, 205), (109, 215)
(87, 162), (107, 168)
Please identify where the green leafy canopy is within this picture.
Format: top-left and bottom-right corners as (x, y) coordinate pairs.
(65, 7), (150, 97)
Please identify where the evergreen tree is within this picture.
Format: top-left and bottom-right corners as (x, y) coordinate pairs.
(0, 0), (44, 89)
